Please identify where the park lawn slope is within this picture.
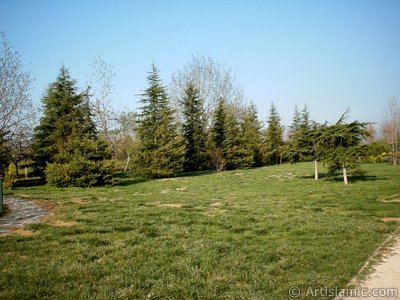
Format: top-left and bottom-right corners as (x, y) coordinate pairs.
(1, 163), (399, 299)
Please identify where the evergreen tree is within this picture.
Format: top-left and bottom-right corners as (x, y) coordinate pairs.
(295, 105), (313, 161)
(286, 105), (313, 163)
(45, 136), (113, 187)
(181, 82), (208, 172)
(318, 112), (369, 185)
(32, 66), (113, 186)
(241, 103), (263, 167)
(32, 66), (96, 174)
(133, 63), (183, 178)
(289, 105), (301, 139)
(211, 98), (227, 148)
(264, 103), (284, 165)
(285, 106), (301, 163)
(223, 106), (247, 169)
(309, 121), (326, 180)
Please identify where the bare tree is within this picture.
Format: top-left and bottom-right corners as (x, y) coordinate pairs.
(0, 32), (35, 175)
(170, 54), (247, 126)
(0, 32), (34, 142)
(9, 112), (37, 177)
(381, 96), (400, 165)
(207, 146), (226, 172)
(364, 123), (376, 145)
(88, 57), (117, 157)
(113, 110), (138, 171)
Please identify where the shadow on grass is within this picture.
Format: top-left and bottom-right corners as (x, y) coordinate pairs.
(118, 177), (150, 186)
(113, 171), (151, 186)
(13, 177), (46, 187)
(329, 175), (384, 183)
(300, 174), (385, 182)
(175, 170), (216, 178)
(113, 169), (217, 186)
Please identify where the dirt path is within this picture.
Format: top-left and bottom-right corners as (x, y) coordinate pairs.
(336, 230), (400, 300)
(0, 197), (47, 235)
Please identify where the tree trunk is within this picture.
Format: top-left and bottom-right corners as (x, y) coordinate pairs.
(124, 153), (131, 172)
(343, 166), (348, 185)
(24, 166), (28, 178)
(314, 160), (318, 180)
(12, 160), (19, 177)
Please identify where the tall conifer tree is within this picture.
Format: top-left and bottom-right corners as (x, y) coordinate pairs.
(223, 106), (246, 169)
(212, 98), (227, 148)
(32, 66), (113, 186)
(32, 66), (97, 174)
(181, 82), (208, 172)
(134, 63), (183, 178)
(264, 103), (284, 164)
(241, 103), (263, 167)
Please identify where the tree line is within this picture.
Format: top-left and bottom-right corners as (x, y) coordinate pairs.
(1, 34), (398, 188)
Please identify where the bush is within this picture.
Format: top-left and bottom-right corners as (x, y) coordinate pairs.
(46, 159), (114, 188)
(44, 137), (115, 188)
(3, 163), (17, 189)
(365, 153), (385, 163)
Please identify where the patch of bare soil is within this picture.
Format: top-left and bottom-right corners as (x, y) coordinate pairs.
(159, 203), (183, 208)
(34, 200), (76, 228)
(176, 186), (188, 191)
(32, 199), (57, 211)
(202, 207), (227, 217)
(379, 194), (400, 203)
(71, 197), (87, 204)
(46, 218), (76, 227)
(382, 218), (400, 223)
(150, 202), (183, 208)
(10, 228), (38, 236)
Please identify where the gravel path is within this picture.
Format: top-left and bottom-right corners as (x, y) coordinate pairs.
(0, 197), (47, 235)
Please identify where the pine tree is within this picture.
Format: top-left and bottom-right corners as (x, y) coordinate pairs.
(286, 105), (314, 163)
(212, 98), (227, 148)
(289, 105), (301, 139)
(32, 66), (96, 175)
(134, 63), (183, 178)
(295, 105), (313, 161)
(223, 106), (247, 169)
(241, 103), (263, 167)
(181, 82), (208, 172)
(264, 103), (284, 165)
(32, 66), (113, 186)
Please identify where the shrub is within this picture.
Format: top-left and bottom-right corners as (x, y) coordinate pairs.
(3, 163), (17, 189)
(45, 137), (114, 187)
(367, 154), (385, 163)
(46, 159), (114, 188)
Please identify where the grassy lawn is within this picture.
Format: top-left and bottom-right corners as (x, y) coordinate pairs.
(1, 163), (399, 299)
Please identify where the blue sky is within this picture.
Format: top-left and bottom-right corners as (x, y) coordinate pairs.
(1, 0), (399, 127)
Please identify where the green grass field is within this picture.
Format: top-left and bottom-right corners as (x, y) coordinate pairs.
(1, 163), (399, 299)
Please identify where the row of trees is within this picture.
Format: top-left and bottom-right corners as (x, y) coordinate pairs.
(1, 33), (399, 187)
(130, 64), (376, 185)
